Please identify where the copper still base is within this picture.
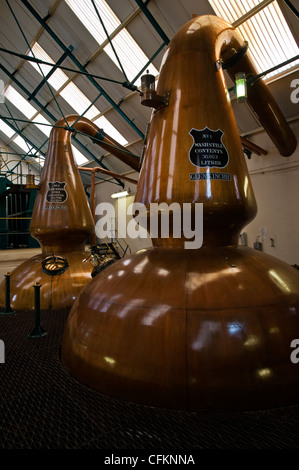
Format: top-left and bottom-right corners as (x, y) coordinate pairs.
(0, 251), (93, 311)
(61, 246), (299, 410)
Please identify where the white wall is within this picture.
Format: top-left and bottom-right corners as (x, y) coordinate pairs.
(94, 171), (152, 255)
(242, 118), (299, 265)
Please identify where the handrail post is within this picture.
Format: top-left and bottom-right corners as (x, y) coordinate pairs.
(28, 282), (47, 338)
(0, 272), (15, 315)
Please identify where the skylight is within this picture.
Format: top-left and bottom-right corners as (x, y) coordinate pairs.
(4, 85), (37, 119)
(27, 43), (99, 120)
(3, 85), (52, 144)
(13, 135), (33, 152)
(27, 41), (129, 147)
(208, 0), (299, 79)
(72, 145), (89, 165)
(0, 119), (15, 138)
(28, 43), (69, 91)
(20, 34), (133, 163)
(65, 0), (119, 45)
(104, 29), (158, 82)
(65, 0), (158, 83)
(32, 114), (52, 137)
(59, 82), (99, 120)
(93, 115), (128, 146)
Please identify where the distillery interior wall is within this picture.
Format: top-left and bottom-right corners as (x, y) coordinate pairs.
(244, 118), (299, 265)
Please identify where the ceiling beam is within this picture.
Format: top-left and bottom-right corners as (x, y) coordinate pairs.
(134, 0), (170, 45)
(28, 46), (74, 101)
(0, 64), (124, 187)
(21, 0), (145, 140)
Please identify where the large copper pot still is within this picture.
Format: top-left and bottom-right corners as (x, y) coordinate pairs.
(61, 15), (299, 410)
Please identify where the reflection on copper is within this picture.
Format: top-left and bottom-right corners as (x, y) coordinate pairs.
(256, 368), (272, 379)
(244, 335), (259, 347)
(61, 16), (299, 411)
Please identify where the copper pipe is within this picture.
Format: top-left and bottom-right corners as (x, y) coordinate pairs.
(93, 132), (141, 171)
(217, 29), (297, 157)
(240, 137), (268, 156)
(53, 115), (141, 171)
(232, 0), (275, 27)
(78, 166), (138, 185)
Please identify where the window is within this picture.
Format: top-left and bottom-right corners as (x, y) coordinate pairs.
(0, 119), (15, 138)
(59, 82), (99, 120)
(13, 135), (33, 152)
(4, 85), (37, 119)
(72, 145), (89, 165)
(27, 42), (129, 152)
(65, 0), (158, 83)
(28, 43), (69, 91)
(93, 115), (128, 145)
(32, 114), (52, 137)
(208, 0), (299, 78)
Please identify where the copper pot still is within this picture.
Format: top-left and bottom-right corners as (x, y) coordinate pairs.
(0, 116), (137, 311)
(61, 15), (299, 410)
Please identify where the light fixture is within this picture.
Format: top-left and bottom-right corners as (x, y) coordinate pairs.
(140, 70), (167, 109)
(235, 72), (247, 102)
(111, 189), (130, 199)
